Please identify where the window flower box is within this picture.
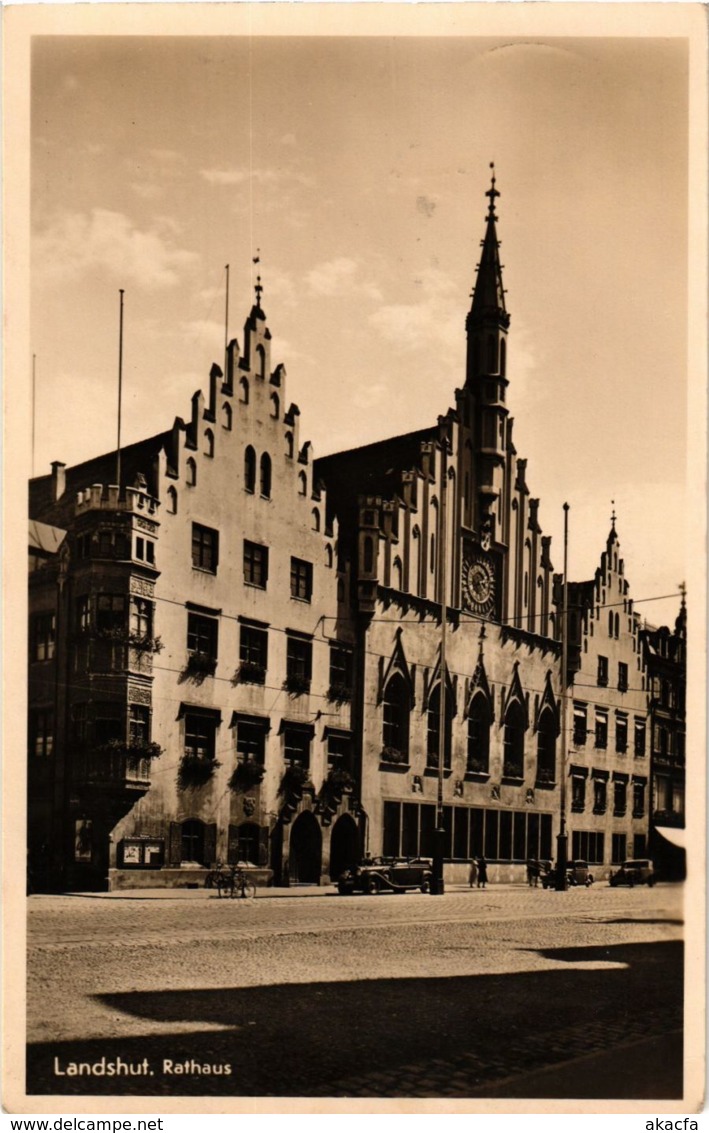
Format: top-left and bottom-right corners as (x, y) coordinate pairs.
(283, 674), (311, 697)
(178, 754), (221, 791)
(233, 661), (266, 686)
(229, 758), (266, 793)
(183, 652), (217, 685)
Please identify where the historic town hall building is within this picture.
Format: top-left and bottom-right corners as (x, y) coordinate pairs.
(28, 177), (685, 890)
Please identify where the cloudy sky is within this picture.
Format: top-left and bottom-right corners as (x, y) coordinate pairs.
(30, 30), (690, 624)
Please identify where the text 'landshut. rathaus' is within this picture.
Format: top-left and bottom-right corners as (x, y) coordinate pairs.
(28, 175), (686, 892)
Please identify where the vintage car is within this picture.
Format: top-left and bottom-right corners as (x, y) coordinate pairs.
(541, 859), (594, 888)
(609, 858), (656, 887)
(337, 856), (433, 895)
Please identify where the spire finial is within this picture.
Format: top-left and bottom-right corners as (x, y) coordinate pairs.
(679, 580), (686, 606)
(610, 499), (616, 528)
(485, 161), (500, 220)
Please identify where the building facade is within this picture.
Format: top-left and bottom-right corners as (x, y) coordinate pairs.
(641, 601), (687, 879)
(28, 177), (680, 890)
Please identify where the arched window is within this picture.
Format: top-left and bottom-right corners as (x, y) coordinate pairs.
(536, 707), (556, 784)
(204, 428), (214, 457)
(500, 337), (506, 378)
(270, 392), (280, 419)
(487, 334), (497, 373)
(503, 699), (525, 778)
(430, 534), (436, 572)
(614, 613), (620, 639)
(608, 611), (614, 637)
(186, 457), (197, 487)
(325, 544), (333, 568)
(427, 684), (453, 770)
(244, 446), (256, 493)
(255, 344), (266, 380)
(298, 471), (307, 496)
(382, 674), (410, 761)
(239, 377), (249, 404)
(467, 693), (491, 774)
(260, 452), (272, 498)
(166, 485), (178, 514)
(222, 403), (232, 431)
(312, 508), (320, 532)
(285, 431), (294, 458)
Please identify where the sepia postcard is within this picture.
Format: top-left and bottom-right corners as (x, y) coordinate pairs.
(3, 2), (707, 1116)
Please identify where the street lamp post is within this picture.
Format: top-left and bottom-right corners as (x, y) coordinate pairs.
(555, 502), (570, 891)
(431, 447), (448, 895)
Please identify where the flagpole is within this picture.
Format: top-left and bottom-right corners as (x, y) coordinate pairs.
(224, 264), (230, 380)
(116, 289), (125, 492)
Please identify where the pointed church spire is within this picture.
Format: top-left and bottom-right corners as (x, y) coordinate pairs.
(469, 163), (508, 325)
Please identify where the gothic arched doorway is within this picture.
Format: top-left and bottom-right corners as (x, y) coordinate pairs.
(288, 811), (322, 885)
(329, 813), (360, 881)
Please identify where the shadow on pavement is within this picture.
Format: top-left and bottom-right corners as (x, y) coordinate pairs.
(27, 940), (683, 1099)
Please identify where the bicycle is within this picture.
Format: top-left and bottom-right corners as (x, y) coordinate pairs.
(216, 864), (257, 900)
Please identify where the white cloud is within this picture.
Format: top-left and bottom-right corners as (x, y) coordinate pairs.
(130, 182), (164, 201)
(369, 267), (459, 352)
(199, 165), (315, 189)
(306, 257), (382, 301)
(34, 209), (199, 290)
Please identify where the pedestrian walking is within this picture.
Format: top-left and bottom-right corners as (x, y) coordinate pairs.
(477, 855), (488, 888)
(468, 859), (478, 888)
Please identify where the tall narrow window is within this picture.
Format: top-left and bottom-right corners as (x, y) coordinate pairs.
(503, 700), (525, 778)
(536, 708), (556, 784)
(290, 557), (313, 602)
(500, 337), (506, 377)
(256, 344), (266, 380)
(427, 684), (453, 770)
(244, 446), (256, 493)
(467, 694), (491, 774)
(270, 392), (279, 418)
(298, 471), (307, 496)
(222, 403), (232, 430)
(204, 429), (214, 457)
(166, 486), (178, 514)
(382, 675), (410, 761)
(239, 376), (249, 404)
(285, 432), (294, 458)
(260, 453), (272, 498)
(186, 458), (197, 487)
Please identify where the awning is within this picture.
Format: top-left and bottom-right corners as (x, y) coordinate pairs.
(654, 825), (687, 850)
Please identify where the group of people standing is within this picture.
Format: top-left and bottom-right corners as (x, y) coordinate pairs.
(468, 857), (489, 888)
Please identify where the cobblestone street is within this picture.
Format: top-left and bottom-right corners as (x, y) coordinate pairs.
(26, 882), (684, 1100)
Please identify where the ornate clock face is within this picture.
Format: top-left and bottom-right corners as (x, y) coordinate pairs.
(462, 554), (496, 615)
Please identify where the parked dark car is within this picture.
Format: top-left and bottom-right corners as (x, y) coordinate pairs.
(337, 856), (433, 895)
(541, 859), (594, 888)
(609, 858), (656, 887)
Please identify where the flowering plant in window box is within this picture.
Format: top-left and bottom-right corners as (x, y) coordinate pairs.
(183, 651), (217, 685)
(229, 758), (265, 793)
(98, 739), (163, 759)
(467, 758), (489, 775)
(535, 767), (555, 786)
(178, 754), (221, 791)
(283, 674), (311, 697)
(327, 683), (353, 705)
(233, 661), (266, 686)
(278, 761), (311, 798)
(380, 746), (407, 765)
(502, 763), (524, 780)
(127, 633), (164, 654)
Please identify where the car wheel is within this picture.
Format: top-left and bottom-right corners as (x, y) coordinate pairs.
(363, 875), (379, 895)
(420, 877), (431, 894)
(586, 876), (594, 887)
